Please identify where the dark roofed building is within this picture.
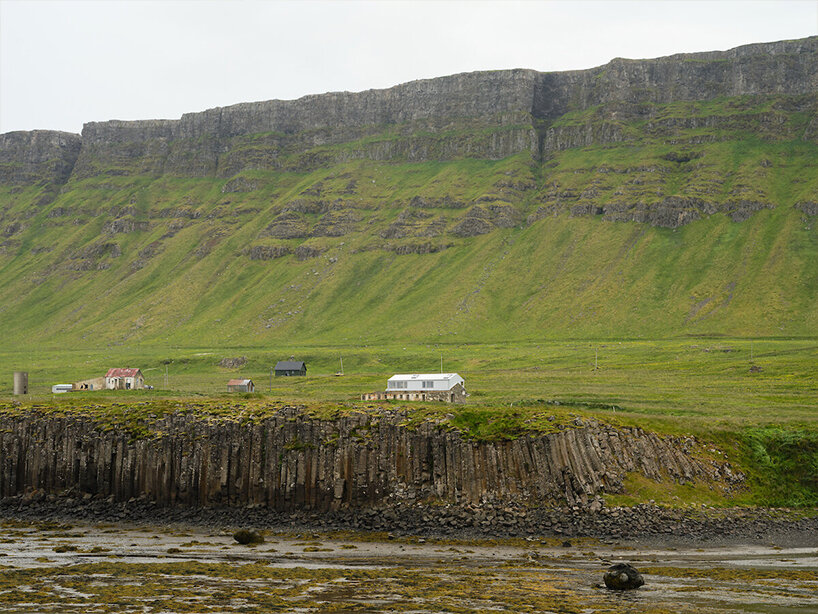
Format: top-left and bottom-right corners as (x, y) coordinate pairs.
(275, 360), (306, 376)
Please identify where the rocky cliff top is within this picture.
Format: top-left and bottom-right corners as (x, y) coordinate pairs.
(536, 36), (817, 117)
(0, 130), (82, 185)
(2, 37), (815, 187)
(80, 69), (540, 144)
(70, 36), (816, 144)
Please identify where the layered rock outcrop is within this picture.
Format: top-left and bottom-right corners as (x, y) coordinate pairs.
(0, 130), (82, 185)
(533, 37), (818, 120)
(0, 408), (740, 511)
(3, 36), (814, 183)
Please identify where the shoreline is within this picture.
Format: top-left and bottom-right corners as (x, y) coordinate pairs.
(0, 512), (815, 614)
(3, 494), (816, 548)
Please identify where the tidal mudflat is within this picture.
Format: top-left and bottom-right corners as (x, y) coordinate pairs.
(0, 520), (815, 613)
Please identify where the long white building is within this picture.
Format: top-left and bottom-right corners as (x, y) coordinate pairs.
(362, 373), (467, 403)
(386, 373), (465, 392)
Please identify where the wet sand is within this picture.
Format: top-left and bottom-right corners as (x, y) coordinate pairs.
(0, 519), (815, 613)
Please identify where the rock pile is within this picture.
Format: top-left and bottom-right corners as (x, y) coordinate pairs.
(2, 493), (817, 544)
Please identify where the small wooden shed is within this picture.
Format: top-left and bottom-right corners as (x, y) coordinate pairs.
(275, 360), (307, 376)
(227, 378), (254, 393)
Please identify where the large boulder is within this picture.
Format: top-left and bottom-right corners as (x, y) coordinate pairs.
(233, 529), (264, 545)
(603, 563), (644, 590)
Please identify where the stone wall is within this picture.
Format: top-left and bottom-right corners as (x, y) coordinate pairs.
(0, 408), (740, 511)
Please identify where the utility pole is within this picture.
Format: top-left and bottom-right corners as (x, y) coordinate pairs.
(269, 366), (273, 393)
(440, 354), (443, 373)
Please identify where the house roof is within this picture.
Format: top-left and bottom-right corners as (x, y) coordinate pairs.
(388, 373), (461, 382)
(106, 368), (142, 378)
(275, 361), (305, 370)
(227, 379), (253, 386)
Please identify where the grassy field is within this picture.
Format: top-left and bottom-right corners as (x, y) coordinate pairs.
(2, 337), (815, 430)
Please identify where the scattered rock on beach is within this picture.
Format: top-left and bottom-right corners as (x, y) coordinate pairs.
(233, 529), (264, 545)
(603, 563), (644, 590)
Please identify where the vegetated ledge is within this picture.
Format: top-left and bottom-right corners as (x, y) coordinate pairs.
(0, 404), (741, 513)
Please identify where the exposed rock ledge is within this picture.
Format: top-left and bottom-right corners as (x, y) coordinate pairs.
(0, 408), (742, 512)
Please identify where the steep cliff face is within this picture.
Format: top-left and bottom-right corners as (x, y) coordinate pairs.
(0, 130), (82, 185)
(533, 37), (818, 120)
(0, 409), (739, 510)
(4, 37), (816, 184)
(62, 37), (816, 180)
(74, 70), (540, 177)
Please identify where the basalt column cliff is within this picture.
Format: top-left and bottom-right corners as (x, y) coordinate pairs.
(0, 409), (741, 511)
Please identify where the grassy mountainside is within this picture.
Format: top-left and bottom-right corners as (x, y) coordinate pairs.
(1, 39), (817, 348)
(1, 124), (817, 346)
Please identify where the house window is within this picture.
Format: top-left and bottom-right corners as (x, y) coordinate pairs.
(422, 380), (433, 389)
(388, 380), (407, 389)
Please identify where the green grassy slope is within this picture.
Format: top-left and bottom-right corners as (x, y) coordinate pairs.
(0, 95), (817, 349)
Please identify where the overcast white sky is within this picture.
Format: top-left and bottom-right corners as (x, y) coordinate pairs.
(1, 0), (816, 134)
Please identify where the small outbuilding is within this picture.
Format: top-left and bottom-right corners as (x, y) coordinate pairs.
(13, 371), (28, 395)
(73, 376), (105, 391)
(105, 368), (144, 390)
(227, 378), (255, 393)
(362, 373), (467, 403)
(275, 360), (307, 376)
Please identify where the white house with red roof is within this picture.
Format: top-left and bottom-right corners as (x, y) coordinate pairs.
(105, 368), (144, 390)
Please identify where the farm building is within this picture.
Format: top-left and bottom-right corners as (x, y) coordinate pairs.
(361, 373), (467, 403)
(227, 379), (254, 393)
(73, 376), (105, 391)
(275, 360), (306, 376)
(105, 368), (144, 390)
(13, 372), (28, 395)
